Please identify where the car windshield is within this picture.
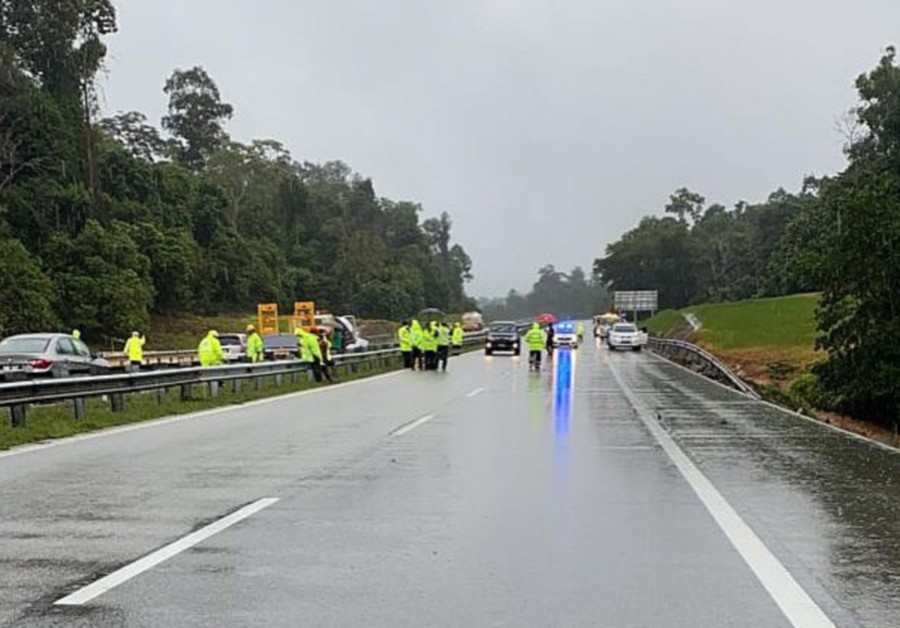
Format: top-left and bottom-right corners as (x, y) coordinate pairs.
(556, 323), (574, 333)
(613, 324), (637, 333)
(0, 337), (50, 354)
(218, 335), (242, 346)
(490, 323), (517, 334)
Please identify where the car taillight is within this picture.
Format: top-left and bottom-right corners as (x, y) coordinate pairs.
(28, 358), (53, 370)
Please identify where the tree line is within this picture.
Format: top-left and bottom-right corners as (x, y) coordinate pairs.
(593, 47), (900, 429)
(478, 265), (608, 321)
(0, 0), (474, 342)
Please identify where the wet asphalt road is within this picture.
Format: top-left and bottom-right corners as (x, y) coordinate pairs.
(1, 339), (899, 626)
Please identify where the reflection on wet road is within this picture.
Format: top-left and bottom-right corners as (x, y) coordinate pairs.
(1, 338), (898, 626)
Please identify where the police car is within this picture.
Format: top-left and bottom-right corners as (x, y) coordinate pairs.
(552, 322), (579, 348)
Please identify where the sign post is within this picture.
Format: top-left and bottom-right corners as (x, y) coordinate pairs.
(257, 303), (280, 335)
(293, 301), (315, 330)
(613, 291), (659, 323)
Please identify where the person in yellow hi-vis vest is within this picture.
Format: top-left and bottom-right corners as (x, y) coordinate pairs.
(398, 321), (413, 369)
(451, 322), (464, 355)
(295, 326), (324, 382)
(245, 325), (264, 363)
(123, 331), (146, 371)
(198, 330), (224, 367)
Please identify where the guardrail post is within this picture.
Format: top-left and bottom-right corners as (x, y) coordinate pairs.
(73, 397), (85, 421)
(109, 393), (124, 412)
(231, 378), (242, 394)
(157, 387), (166, 405)
(180, 384), (192, 401)
(291, 369), (299, 383)
(275, 373), (283, 387)
(10, 404), (26, 428)
(208, 381), (220, 397)
(255, 375), (263, 391)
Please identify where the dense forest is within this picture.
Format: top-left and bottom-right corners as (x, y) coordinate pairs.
(478, 265), (608, 321)
(594, 47), (900, 428)
(0, 1), (474, 342)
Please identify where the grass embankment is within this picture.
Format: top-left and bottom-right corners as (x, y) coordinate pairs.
(647, 294), (821, 389)
(0, 360), (399, 451)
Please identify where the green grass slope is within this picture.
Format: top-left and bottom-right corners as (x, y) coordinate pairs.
(687, 293), (819, 351)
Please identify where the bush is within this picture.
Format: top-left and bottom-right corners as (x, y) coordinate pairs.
(789, 372), (830, 411)
(0, 238), (60, 336)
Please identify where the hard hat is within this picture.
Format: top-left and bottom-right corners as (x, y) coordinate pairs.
(210, 330), (219, 337)
(132, 331), (140, 337)
(246, 324), (255, 332)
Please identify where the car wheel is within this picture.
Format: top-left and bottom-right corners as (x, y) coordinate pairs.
(485, 348), (493, 356)
(633, 346), (642, 352)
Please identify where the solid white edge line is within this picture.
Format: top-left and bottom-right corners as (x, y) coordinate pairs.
(54, 497), (279, 606)
(608, 361), (836, 628)
(0, 368), (410, 461)
(467, 387), (485, 398)
(391, 413), (436, 437)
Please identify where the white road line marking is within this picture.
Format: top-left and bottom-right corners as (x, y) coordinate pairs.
(467, 387), (485, 398)
(608, 363), (836, 628)
(391, 413), (436, 437)
(54, 497), (279, 606)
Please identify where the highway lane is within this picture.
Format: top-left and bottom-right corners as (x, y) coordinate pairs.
(1, 339), (898, 626)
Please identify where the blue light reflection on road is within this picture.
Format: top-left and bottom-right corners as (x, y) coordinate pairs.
(552, 348), (576, 442)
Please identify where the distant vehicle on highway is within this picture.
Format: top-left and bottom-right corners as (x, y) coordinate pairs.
(593, 313), (620, 339)
(461, 311), (484, 331)
(218, 333), (247, 362)
(607, 323), (645, 351)
(552, 321), (579, 348)
(262, 334), (298, 361)
(0, 333), (111, 378)
(485, 321), (521, 356)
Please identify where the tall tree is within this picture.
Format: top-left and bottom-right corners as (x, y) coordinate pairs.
(162, 66), (233, 171)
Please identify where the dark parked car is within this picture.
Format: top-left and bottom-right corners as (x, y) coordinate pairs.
(0, 333), (111, 378)
(485, 321), (521, 356)
(262, 334), (299, 361)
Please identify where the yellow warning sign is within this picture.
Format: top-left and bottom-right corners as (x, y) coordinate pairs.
(294, 301), (315, 329)
(257, 303), (280, 335)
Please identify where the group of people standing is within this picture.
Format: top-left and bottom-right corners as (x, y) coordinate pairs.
(397, 320), (464, 372)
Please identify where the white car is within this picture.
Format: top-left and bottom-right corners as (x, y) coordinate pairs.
(607, 323), (646, 351)
(552, 322), (579, 348)
(218, 333), (247, 362)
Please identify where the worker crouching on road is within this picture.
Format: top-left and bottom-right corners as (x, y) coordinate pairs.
(398, 320), (413, 369)
(436, 321), (451, 372)
(246, 325), (264, 363)
(198, 330), (224, 367)
(451, 322), (464, 356)
(295, 326), (324, 383)
(123, 331), (146, 372)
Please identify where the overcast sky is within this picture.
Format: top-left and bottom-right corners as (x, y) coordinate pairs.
(100, 0), (900, 297)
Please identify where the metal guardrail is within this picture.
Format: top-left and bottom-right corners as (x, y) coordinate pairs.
(647, 337), (760, 399)
(1, 333), (488, 428)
